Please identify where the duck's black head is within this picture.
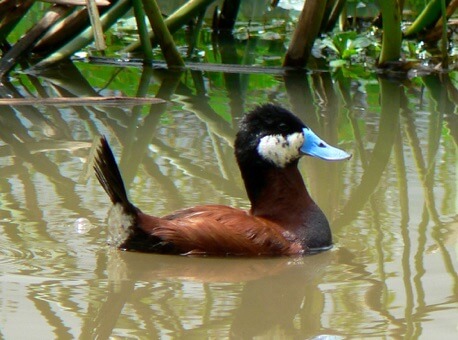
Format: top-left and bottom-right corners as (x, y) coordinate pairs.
(235, 104), (306, 169)
(235, 104), (350, 169)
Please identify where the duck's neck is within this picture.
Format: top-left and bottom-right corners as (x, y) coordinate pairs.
(240, 162), (332, 249)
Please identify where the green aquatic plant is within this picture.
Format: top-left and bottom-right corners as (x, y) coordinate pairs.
(317, 30), (379, 67)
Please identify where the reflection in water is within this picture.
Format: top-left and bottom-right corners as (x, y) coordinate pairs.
(0, 62), (457, 338)
(87, 250), (335, 339)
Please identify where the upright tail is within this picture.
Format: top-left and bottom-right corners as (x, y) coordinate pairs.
(94, 136), (138, 218)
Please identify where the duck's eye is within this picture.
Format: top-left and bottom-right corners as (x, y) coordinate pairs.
(278, 123), (288, 132)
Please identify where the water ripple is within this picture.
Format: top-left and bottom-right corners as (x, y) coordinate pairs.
(0, 246), (36, 264)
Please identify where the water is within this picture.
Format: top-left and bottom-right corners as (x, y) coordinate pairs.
(0, 62), (457, 338)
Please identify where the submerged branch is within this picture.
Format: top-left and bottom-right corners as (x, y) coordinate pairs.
(0, 96), (165, 105)
(40, 0), (110, 5)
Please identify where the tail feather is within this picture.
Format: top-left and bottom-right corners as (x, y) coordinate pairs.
(94, 136), (137, 217)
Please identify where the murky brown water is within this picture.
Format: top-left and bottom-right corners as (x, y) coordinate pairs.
(0, 63), (457, 338)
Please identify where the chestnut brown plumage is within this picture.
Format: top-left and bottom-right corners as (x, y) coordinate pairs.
(93, 104), (350, 256)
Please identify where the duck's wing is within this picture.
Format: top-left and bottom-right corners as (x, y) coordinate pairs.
(135, 205), (304, 256)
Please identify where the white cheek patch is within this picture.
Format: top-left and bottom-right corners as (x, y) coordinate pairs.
(257, 132), (304, 167)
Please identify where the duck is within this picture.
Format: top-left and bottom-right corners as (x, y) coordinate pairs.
(93, 104), (351, 256)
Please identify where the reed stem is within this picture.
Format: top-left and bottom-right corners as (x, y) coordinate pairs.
(142, 0), (184, 67)
(283, 0), (326, 67)
(124, 0), (216, 53)
(85, 0), (107, 50)
(378, 0), (402, 65)
(132, 0), (154, 60)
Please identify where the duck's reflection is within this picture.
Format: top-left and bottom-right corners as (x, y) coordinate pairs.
(229, 257), (327, 339)
(88, 249), (335, 339)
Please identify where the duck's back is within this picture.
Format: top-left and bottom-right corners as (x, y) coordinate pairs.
(119, 205), (304, 256)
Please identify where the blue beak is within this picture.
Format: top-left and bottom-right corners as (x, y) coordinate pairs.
(300, 127), (351, 161)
